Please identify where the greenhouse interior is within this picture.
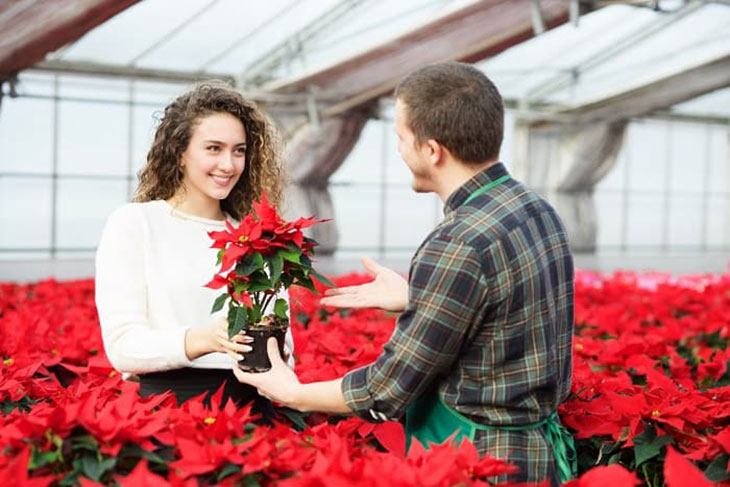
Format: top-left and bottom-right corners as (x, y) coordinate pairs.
(1, 0), (729, 485)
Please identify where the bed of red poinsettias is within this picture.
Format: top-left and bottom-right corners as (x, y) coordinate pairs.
(1, 271), (728, 486)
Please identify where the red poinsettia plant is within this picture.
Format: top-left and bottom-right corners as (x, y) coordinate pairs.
(204, 194), (333, 339)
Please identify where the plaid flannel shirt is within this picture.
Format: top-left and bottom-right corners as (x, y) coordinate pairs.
(341, 163), (574, 484)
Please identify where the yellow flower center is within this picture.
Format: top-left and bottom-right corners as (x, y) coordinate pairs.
(3, 358), (14, 366)
(652, 409), (661, 418)
(204, 417), (216, 425)
(239, 236), (248, 243)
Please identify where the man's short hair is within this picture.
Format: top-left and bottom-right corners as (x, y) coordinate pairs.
(394, 62), (504, 163)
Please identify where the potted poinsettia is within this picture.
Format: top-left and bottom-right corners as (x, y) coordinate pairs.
(204, 194), (332, 372)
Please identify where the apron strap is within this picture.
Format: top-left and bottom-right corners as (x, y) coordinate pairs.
(539, 412), (578, 484)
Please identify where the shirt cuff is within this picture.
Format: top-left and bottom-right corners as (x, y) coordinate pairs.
(167, 327), (195, 369)
(342, 366), (389, 423)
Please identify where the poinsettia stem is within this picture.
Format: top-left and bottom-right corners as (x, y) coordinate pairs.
(260, 293), (274, 315)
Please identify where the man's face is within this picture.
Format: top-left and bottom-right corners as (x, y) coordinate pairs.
(394, 99), (433, 193)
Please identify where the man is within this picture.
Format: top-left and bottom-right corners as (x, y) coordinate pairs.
(232, 62), (575, 485)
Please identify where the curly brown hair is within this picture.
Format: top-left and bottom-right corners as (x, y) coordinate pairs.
(133, 81), (286, 220)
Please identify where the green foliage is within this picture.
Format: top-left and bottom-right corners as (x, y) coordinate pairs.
(633, 427), (673, 467)
(704, 454), (730, 482)
(1, 395), (36, 415)
(274, 298), (289, 320)
(211, 293), (228, 313)
(228, 306), (247, 337)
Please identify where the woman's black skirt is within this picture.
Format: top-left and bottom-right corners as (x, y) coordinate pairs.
(139, 367), (274, 419)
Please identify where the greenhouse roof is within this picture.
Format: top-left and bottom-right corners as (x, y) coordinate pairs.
(478, 2), (730, 119)
(2, 0), (729, 120)
(44, 0), (483, 85)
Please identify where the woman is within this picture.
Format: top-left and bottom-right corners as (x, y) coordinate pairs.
(95, 81), (292, 412)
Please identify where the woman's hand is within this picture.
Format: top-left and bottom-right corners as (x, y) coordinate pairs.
(184, 316), (252, 361)
(320, 257), (408, 312)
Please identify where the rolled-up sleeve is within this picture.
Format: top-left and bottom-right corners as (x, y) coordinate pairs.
(341, 236), (487, 422)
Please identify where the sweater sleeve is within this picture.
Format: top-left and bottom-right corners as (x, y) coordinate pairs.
(95, 205), (193, 375)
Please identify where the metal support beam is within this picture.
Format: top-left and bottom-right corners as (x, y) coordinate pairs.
(267, 0), (570, 112)
(33, 59), (236, 85)
(0, 0), (139, 78)
(525, 1), (702, 104)
(239, 0), (369, 86)
(570, 0), (581, 25)
(530, 0), (546, 34)
(567, 54), (730, 124)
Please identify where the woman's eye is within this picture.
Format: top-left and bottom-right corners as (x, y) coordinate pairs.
(235, 147), (246, 155)
(207, 145), (220, 152)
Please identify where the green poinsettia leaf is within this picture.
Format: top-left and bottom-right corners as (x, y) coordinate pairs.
(705, 454), (730, 481)
(280, 247), (301, 264)
(211, 293), (228, 313)
(236, 252), (264, 276)
(277, 407), (307, 431)
(216, 248), (225, 266)
(295, 276), (317, 292)
(633, 427), (673, 466)
(269, 252), (284, 287)
(280, 273), (294, 288)
(274, 298), (289, 319)
(228, 306), (247, 337)
(248, 305), (262, 324)
(217, 463), (241, 482)
(290, 268), (307, 280)
(248, 280), (273, 292)
(78, 454), (117, 482)
(310, 268), (334, 288)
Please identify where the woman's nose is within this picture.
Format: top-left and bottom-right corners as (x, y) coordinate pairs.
(218, 151), (235, 170)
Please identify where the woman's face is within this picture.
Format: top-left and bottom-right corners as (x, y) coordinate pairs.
(179, 112), (247, 205)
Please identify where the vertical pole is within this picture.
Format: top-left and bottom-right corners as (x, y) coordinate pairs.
(700, 125), (711, 251)
(378, 119), (388, 260)
(661, 121), (672, 252)
(50, 75), (60, 259)
(620, 124), (631, 253)
(127, 81), (135, 200)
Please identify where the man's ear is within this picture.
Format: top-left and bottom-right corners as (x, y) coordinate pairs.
(424, 139), (444, 166)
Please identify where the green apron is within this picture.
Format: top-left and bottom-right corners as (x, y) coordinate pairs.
(405, 394), (577, 483)
(404, 174), (577, 484)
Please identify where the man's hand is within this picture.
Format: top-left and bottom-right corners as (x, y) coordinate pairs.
(320, 257), (408, 312)
(231, 337), (302, 408)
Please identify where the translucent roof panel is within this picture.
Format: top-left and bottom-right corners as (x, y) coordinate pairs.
(671, 87), (730, 118)
(51, 0), (475, 82)
(478, 3), (730, 112)
(55, 0), (340, 71)
(259, 0), (476, 82)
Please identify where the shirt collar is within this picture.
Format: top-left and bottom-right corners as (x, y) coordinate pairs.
(444, 162), (509, 216)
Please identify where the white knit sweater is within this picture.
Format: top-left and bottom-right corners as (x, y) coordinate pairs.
(95, 200), (293, 375)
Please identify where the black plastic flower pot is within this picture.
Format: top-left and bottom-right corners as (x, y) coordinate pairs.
(237, 317), (288, 373)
